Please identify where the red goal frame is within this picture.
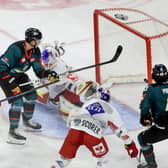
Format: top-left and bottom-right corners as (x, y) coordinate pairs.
(93, 8), (168, 84)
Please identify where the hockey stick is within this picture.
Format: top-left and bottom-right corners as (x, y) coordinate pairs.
(68, 45), (122, 73)
(0, 45), (122, 103)
(136, 150), (144, 167)
(21, 45), (123, 85)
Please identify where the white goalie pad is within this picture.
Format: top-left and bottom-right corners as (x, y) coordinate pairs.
(59, 95), (80, 118)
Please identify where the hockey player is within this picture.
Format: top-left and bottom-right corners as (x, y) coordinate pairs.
(0, 28), (59, 144)
(51, 81), (138, 168)
(40, 42), (82, 117)
(137, 64), (168, 168)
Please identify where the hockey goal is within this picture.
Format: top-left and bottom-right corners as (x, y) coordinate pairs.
(94, 8), (168, 84)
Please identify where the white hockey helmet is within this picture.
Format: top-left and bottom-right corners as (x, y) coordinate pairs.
(41, 47), (59, 69)
(41, 41), (65, 70)
(76, 81), (98, 100)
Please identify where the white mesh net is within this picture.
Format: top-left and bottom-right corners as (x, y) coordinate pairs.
(94, 8), (168, 84)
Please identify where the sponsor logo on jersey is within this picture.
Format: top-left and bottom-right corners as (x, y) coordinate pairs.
(162, 88), (168, 94)
(19, 57), (26, 63)
(2, 57), (8, 62)
(30, 57), (36, 63)
(74, 118), (82, 126)
(81, 119), (101, 135)
(1, 57), (9, 66)
(86, 102), (105, 115)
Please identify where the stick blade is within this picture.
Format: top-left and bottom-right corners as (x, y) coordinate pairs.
(111, 45), (123, 62)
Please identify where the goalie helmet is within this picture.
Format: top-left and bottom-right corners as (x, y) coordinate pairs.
(42, 47), (58, 66)
(152, 64), (168, 83)
(76, 81), (98, 100)
(42, 41), (66, 70)
(25, 28), (42, 42)
(42, 47), (67, 72)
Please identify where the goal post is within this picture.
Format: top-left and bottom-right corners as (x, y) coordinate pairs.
(93, 8), (168, 84)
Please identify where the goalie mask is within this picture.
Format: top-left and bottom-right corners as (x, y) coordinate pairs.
(41, 43), (67, 72)
(76, 81), (98, 100)
(152, 64), (168, 83)
(42, 47), (59, 69)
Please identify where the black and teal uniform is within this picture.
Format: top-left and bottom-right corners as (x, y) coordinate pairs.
(140, 84), (168, 127)
(0, 40), (50, 129)
(138, 83), (168, 164)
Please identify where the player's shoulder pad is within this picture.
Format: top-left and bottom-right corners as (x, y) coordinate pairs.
(144, 84), (157, 94)
(151, 83), (162, 87)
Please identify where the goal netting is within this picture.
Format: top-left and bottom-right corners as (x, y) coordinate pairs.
(93, 8), (168, 84)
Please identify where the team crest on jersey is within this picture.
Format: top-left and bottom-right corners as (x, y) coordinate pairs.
(19, 57), (26, 63)
(2, 57), (8, 62)
(30, 58), (36, 63)
(86, 102), (105, 115)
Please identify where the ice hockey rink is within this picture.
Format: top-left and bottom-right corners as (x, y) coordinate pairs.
(0, 0), (168, 168)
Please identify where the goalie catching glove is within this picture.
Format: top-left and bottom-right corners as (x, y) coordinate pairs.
(124, 141), (138, 158)
(47, 71), (59, 83)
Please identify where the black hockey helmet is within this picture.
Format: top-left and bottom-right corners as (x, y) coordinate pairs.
(25, 28), (42, 42)
(152, 64), (168, 83)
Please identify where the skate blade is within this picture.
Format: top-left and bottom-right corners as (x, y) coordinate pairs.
(137, 162), (148, 168)
(23, 126), (43, 132)
(6, 139), (26, 145)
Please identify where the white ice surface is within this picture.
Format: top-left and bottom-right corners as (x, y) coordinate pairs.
(0, 0), (168, 168)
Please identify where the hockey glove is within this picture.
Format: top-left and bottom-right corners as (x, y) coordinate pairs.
(124, 141), (138, 158)
(98, 87), (110, 102)
(0, 72), (21, 95)
(11, 86), (21, 95)
(140, 114), (152, 127)
(47, 71), (59, 83)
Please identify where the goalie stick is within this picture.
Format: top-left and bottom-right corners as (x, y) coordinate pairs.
(0, 45), (122, 103)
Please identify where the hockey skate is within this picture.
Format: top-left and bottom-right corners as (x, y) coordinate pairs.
(7, 128), (26, 145)
(137, 161), (157, 168)
(51, 160), (65, 168)
(23, 119), (42, 132)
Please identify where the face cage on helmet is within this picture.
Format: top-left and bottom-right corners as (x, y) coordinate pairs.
(84, 84), (97, 100)
(42, 51), (57, 70)
(25, 30), (42, 43)
(152, 64), (168, 83)
(153, 72), (168, 83)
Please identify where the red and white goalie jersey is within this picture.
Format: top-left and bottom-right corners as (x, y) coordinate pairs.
(38, 42), (80, 110)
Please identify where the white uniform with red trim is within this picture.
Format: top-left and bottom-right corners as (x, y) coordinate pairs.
(38, 44), (80, 105)
(45, 56), (77, 99)
(68, 97), (132, 144)
(50, 81), (138, 168)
